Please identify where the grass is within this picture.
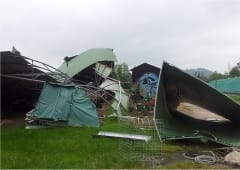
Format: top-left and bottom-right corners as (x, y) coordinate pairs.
(1, 118), (141, 169)
(1, 117), (233, 169)
(1, 94), (239, 168)
(230, 94), (240, 104)
(1, 118), (236, 169)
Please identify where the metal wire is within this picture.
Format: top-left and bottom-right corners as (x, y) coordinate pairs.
(195, 155), (216, 165)
(183, 151), (217, 165)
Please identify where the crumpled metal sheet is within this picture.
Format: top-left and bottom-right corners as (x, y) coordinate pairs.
(100, 79), (129, 117)
(58, 48), (117, 78)
(154, 62), (240, 147)
(96, 131), (151, 142)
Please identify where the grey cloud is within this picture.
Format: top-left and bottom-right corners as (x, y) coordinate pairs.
(0, 0), (239, 72)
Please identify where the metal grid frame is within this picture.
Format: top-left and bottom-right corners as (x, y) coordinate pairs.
(118, 117), (164, 167)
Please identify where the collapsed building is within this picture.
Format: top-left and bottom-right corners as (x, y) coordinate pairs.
(2, 48), (240, 147)
(154, 62), (240, 147)
(56, 48), (129, 116)
(1, 50), (58, 117)
(1, 48), (129, 127)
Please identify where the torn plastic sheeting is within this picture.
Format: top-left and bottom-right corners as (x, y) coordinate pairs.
(28, 82), (100, 127)
(95, 131), (152, 142)
(100, 79), (129, 117)
(154, 62), (240, 147)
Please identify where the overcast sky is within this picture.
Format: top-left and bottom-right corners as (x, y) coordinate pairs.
(1, 0), (240, 73)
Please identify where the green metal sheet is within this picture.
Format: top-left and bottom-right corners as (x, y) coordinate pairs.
(58, 48), (117, 77)
(154, 62), (240, 147)
(95, 63), (113, 78)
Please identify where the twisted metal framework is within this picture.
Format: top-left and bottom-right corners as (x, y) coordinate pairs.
(1, 55), (69, 83)
(1, 54), (120, 106)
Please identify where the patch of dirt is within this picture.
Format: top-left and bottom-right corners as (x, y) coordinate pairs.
(141, 152), (236, 169)
(1, 114), (25, 128)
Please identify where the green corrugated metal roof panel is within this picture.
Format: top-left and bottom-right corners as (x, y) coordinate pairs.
(209, 77), (240, 94)
(58, 48), (117, 77)
(154, 62), (240, 147)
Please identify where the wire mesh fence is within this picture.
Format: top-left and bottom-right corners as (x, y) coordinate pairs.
(118, 117), (164, 167)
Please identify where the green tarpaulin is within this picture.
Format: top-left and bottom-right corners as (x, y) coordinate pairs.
(154, 62), (240, 147)
(31, 82), (99, 127)
(209, 77), (240, 94)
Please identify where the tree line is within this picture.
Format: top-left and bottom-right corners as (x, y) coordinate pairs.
(199, 62), (240, 82)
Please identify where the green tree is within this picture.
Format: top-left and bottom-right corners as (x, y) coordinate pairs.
(208, 71), (226, 82)
(229, 66), (240, 77)
(207, 62), (240, 82)
(114, 63), (132, 89)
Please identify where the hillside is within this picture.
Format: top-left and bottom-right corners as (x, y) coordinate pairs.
(185, 68), (213, 78)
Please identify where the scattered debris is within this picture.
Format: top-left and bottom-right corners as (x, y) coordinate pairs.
(95, 131), (151, 142)
(57, 48), (129, 117)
